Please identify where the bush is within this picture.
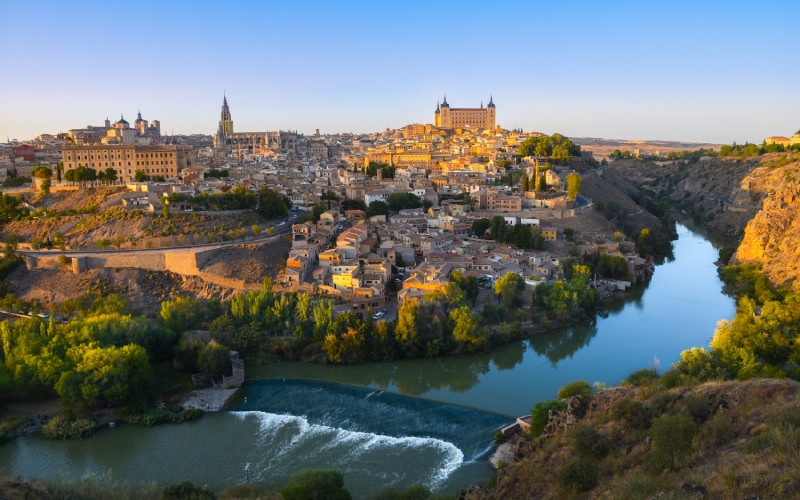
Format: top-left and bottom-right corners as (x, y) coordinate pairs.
(557, 458), (598, 492)
(163, 481), (215, 500)
(613, 399), (652, 430)
(650, 413), (699, 470)
(683, 394), (711, 422)
(0, 416), (24, 443)
(624, 368), (659, 387)
(649, 390), (675, 414)
(570, 425), (611, 460)
(699, 414), (734, 450)
(530, 399), (567, 437)
(371, 483), (431, 499)
(217, 484), (270, 499)
(557, 380), (592, 400)
(281, 469), (351, 500)
(120, 407), (204, 426)
(41, 416), (96, 440)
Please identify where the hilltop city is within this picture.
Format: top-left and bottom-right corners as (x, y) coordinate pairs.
(1, 96), (797, 321)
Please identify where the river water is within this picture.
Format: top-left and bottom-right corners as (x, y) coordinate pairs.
(0, 224), (735, 497)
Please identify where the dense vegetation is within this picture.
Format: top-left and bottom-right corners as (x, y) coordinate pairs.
(662, 264), (800, 384)
(471, 216), (544, 250)
(168, 186), (291, 218)
(518, 133), (581, 159)
(0, 257), (601, 415)
(364, 161), (395, 179)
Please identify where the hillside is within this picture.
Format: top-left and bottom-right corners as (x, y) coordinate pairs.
(584, 154), (800, 245)
(466, 378), (800, 499)
(733, 154), (800, 288)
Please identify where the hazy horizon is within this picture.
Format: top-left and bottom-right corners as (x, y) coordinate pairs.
(1, 1), (797, 144)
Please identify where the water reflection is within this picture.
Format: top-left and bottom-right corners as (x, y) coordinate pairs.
(528, 320), (598, 365)
(490, 341), (525, 371)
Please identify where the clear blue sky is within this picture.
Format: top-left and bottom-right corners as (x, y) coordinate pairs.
(1, 1), (797, 143)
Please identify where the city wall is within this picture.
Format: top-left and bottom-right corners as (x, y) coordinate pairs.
(24, 248), (264, 292)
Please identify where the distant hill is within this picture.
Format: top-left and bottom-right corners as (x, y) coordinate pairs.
(573, 137), (723, 158)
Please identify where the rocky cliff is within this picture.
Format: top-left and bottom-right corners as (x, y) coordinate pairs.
(734, 154), (800, 287)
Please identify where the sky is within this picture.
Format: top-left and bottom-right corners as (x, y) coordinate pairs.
(1, 0), (798, 143)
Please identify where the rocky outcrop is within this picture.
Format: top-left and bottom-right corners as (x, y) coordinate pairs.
(735, 168), (800, 288)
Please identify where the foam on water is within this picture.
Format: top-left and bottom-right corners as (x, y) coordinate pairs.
(233, 410), (464, 488)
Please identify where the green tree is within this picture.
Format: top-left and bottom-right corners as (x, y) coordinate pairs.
(566, 172), (582, 200)
(557, 458), (598, 492)
(530, 399), (567, 436)
(102, 167), (118, 184)
(257, 187), (291, 218)
(650, 413), (698, 470)
(386, 192), (422, 212)
(31, 166), (53, 180)
(451, 270), (479, 305)
(521, 172), (529, 191)
(450, 305), (487, 352)
(570, 425), (610, 460)
(471, 218), (491, 238)
(281, 469), (351, 500)
(557, 380), (592, 399)
(341, 198), (367, 212)
(134, 169), (147, 182)
(494, 273), (525, 308)
(0, 194), (23, 222)
(197, 341), (231, 377)
(367, 200), (389, 217)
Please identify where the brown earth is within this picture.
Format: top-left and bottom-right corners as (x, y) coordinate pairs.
(197, 236), (291, 279)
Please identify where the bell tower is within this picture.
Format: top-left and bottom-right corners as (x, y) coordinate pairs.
(215, 94), (234, 147)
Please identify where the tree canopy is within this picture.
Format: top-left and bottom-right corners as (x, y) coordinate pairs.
(519, 133), (581, 158)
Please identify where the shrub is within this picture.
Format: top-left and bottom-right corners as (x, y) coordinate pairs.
(570, 425), (611, 460)
(372, 483), (431, 499)
(530, 399), (567, 437)
(58, 254), (70, 267)
(217, 484), (270, 499)
(557, 380), (592, 400)
(557, 458), (598, 492)
(163, 481), (215, 500)
(41, 416), (96, 440)
(0, 416), (24, 443)
(699, 414), (734, 450)
(650, 413), (699, 470)
(119, 407), (203, 426)
(649, 390), (675, 414)
(613, 399), (652, 430)
(281, 469), (351, 500)
(624, 368), (659, 387)
(683, 394), (711, 422)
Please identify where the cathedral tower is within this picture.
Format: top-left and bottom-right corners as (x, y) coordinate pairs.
(215, 95), (234, 147)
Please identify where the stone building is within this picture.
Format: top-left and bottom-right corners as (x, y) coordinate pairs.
(62, 144), (195, 181)
(434, 95), (496, 130)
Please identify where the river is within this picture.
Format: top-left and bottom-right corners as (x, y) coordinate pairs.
(0, 224), (735, 497)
